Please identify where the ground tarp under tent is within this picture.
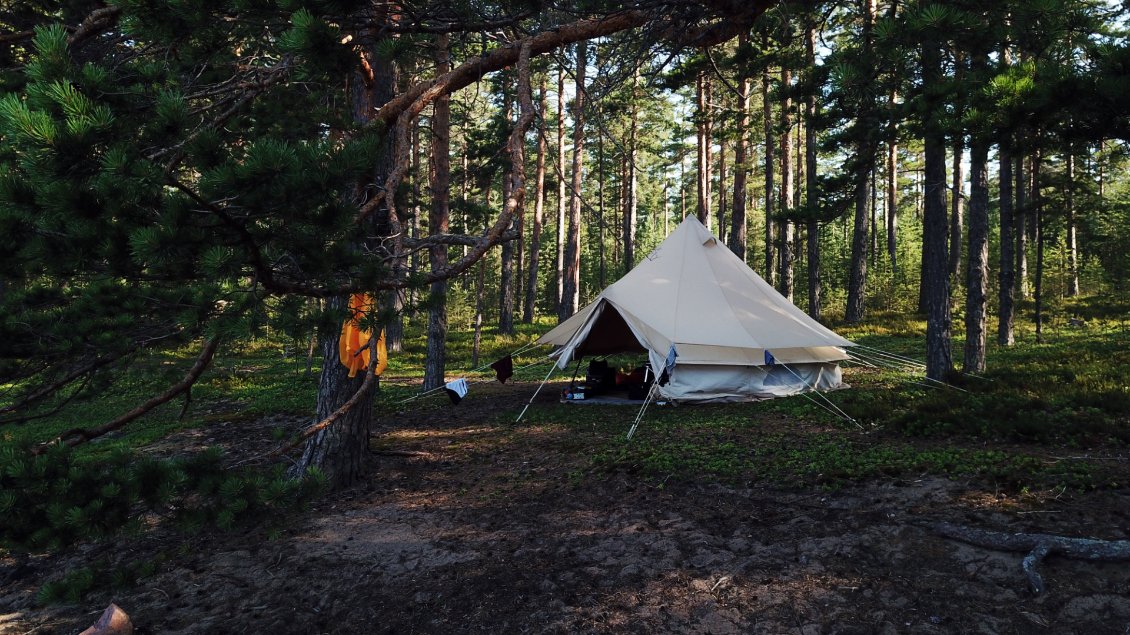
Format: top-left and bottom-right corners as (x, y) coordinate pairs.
(537, 215), (855, 403)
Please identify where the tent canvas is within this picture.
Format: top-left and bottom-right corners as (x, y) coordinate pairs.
(537, 215), (855, 403)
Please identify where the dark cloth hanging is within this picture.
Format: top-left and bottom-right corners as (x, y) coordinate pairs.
(490, 355), (514, 384)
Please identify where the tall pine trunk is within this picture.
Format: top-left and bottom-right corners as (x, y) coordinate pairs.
(1015, 154), (1028, 300)
(560, 41), (586, 320)
(845, 153), (871, 324)
(1066, 151), (1079, 297)
(555, 58), (566, 310)
(523, 78), (547, 324)
(498, 92), (516, 335)
(424, 33), (451, 390)
(729, 61), (751, 261)
(779, 66), (794, 301)
(292, 36), (397, 488)
(696, 72), (713, 229)
(964, 128), (989, 373)
(922, 41), (953, 381)
(717, 139), (727, 245)
(998, 141), (1016, 345)
(886, 92), (898, 275)
(1033, 151), (1045, 343)
(949, 136), (964, 280)
(762, 66), (777, 284)
(624, 69), (638, 272)
(804, 19), (821, 320)
(845, 0), (874, 324)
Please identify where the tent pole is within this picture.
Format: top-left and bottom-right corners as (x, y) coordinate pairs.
(516, 362), (559, 422)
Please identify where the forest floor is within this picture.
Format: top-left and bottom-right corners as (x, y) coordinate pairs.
(3, 379), (1130, 634)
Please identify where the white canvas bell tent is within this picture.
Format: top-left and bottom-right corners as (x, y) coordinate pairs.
(536, 215), (855, 403)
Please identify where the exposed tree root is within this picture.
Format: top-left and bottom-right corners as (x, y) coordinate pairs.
(931, 522), (1130, 594)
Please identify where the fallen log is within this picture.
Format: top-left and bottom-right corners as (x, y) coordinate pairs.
(931, 522), (1130, 594)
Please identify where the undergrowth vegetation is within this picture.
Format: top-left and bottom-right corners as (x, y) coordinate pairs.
(1, 300), (1128, 604)
(0, 442), (326, 553)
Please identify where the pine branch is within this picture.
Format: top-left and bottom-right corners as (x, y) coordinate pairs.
(150, 57), (295, 172)
(370, 11), (652, 131)
(33, 338), (220, 454)
(67, 6), (123, 49)
(0, 353), (126, 423)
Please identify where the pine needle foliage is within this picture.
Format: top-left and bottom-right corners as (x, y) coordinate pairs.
(0, 443), (327, 552)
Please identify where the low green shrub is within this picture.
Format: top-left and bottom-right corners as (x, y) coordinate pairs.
(0, 443), (326, 552)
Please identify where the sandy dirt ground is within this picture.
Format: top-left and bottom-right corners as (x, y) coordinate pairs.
(2, 381), (1129, 634)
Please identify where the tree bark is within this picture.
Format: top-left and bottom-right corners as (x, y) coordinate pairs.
(472, 259), (485, 367)
(293, 36), (397, 488)
(555, 57), (566, 310)
(292, 305), (375, 487)
(1015, 154), (1028, 300)
(424, 33), (451, 390)
(963, 132), (989, 373)
(717, 137), (727, 245)
(696, 72), (714, 229)
(499, 91), (517, 336)
(1033, 150), (1045, 343)
(624, 67), (639, 272)
(560, 40), (586, 320)
(845, 0), (874, 323)
(729, 59), (751, 261)
(922, 42), (952, 381)
(804, 19), (820, 320)
(1066, 150), (1079, 297)
(886, 92), (898, 275)
(998, 140), (1016, 346)
(949, 134), (965, 281)
(762, 65), (777, 285)
(779, 66), (794, 302)
(523, 77), (547, 324)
